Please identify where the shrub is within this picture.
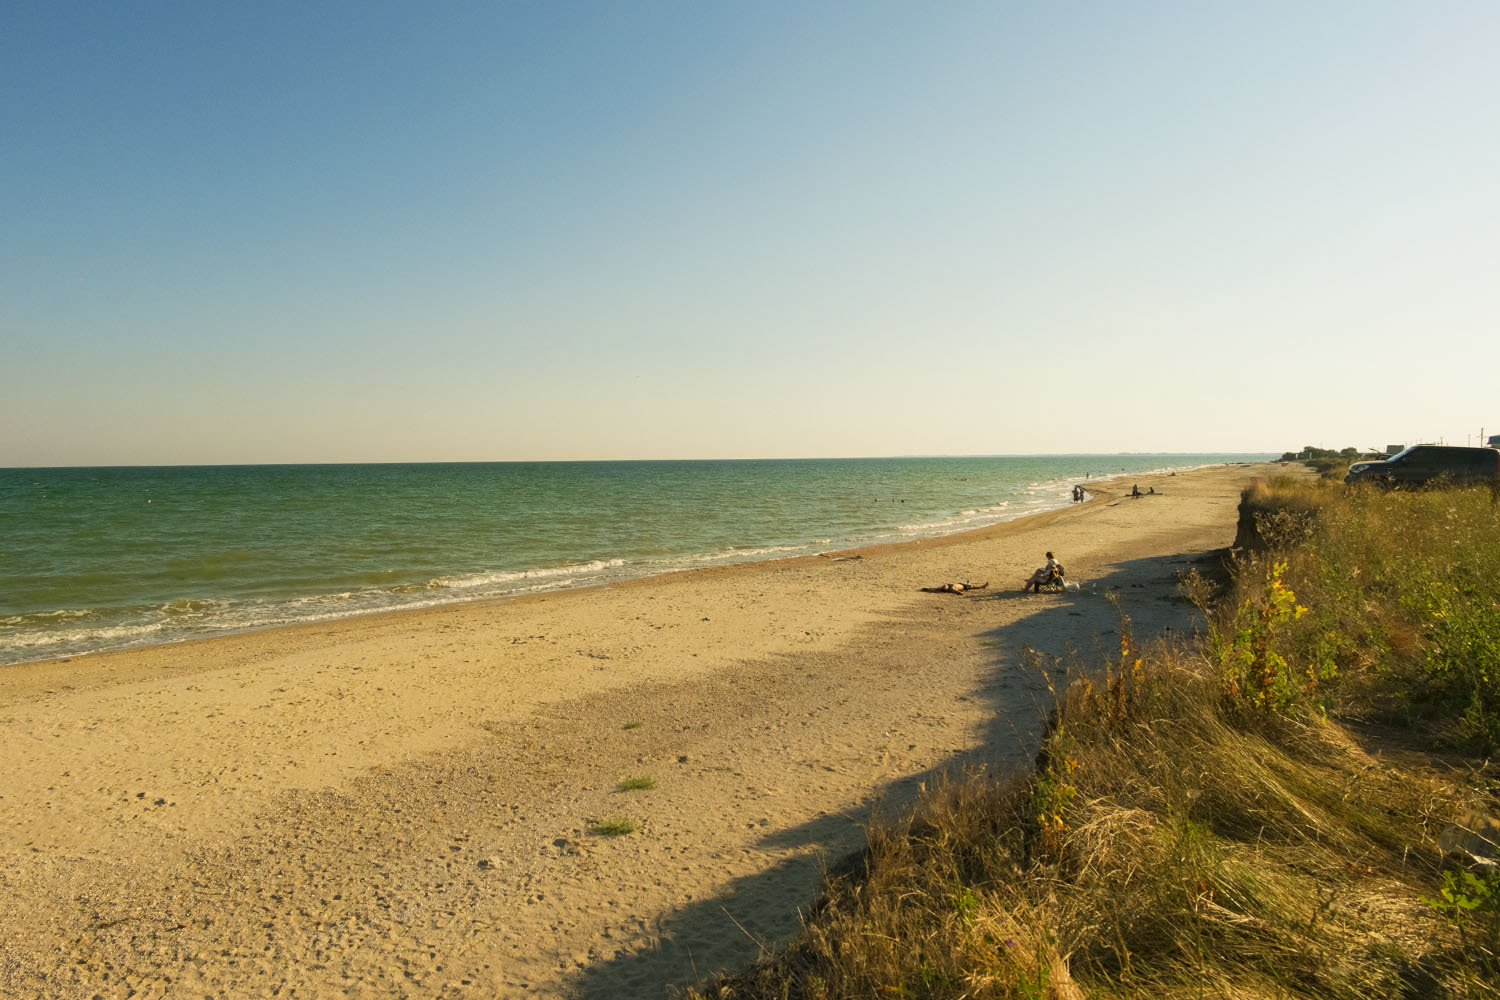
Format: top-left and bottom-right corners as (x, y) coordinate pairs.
(1249, 482), (1500, 750)
(690, 476), (1500, 1000)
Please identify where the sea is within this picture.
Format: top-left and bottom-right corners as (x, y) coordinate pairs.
(0, 454), (1270, 667)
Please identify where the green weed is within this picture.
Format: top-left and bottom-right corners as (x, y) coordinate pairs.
(591, 817), (640, 837)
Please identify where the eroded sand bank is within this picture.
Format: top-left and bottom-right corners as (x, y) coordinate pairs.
(0, 463), (1280, 998)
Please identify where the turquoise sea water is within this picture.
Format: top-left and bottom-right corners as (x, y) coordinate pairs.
(0, 455), (1269, 666)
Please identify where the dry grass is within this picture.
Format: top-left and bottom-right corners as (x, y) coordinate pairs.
(690, 481), (1500, 1000)
(694, 647), (1477, 999)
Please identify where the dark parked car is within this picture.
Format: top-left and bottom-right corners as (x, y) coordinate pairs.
(1345, 445), (1500, 486)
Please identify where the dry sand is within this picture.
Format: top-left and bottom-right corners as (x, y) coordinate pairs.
(0, 463), (1280, 999)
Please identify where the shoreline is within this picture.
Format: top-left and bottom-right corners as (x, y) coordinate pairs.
(2, 460), (1258, 674)
(0, 462), (1283, 998)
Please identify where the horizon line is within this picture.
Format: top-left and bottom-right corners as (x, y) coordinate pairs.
(2, 450), (1282, 471)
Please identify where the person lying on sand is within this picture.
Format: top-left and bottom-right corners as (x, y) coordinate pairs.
(920, 581), (989, 594)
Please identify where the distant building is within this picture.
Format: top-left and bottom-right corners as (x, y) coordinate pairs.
(1489, 434), (1500, 448)
(1387, 445), (1403, 456)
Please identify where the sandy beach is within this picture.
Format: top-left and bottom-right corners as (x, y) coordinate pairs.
(0, 463), (1279, 999)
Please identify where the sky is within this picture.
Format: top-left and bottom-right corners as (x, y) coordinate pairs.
(3, 1), (1497, 466)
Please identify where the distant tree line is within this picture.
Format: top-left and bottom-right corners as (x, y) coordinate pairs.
(1279, 446), (1361, 463)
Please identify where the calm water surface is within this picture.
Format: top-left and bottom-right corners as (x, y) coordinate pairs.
(0, 455), (1269, 665)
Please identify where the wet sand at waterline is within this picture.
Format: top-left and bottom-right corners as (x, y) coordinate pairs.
(0, 463), (1282, 998)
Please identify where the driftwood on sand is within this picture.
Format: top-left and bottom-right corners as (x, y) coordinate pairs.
(920, 581), (989, 595)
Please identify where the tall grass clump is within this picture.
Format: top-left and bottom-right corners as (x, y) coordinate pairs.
(1229, 481), (1500, 751)
(691, 478), (1499, 1000)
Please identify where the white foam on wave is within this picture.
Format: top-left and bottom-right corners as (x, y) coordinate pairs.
(159, 598), (228, 615)
(6, 618), (171, 649)
(285, 591), (361, 606)
(0, 608), (95, 626)
(664, 544), (809, 566)
(893, 503), (1018, 536)
(0, 559), (646, 666)
(429, 558), (628, 591)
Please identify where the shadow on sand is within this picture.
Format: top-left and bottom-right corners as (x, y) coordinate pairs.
(561, 550), (1218, 999)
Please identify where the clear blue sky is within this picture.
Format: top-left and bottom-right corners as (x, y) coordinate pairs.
(4, 1), (1496, 465)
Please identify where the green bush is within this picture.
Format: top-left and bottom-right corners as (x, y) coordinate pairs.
(1237, 482), (1500, 750)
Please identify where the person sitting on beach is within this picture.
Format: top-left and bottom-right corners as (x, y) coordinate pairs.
(1024, 551), (1064, 592)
